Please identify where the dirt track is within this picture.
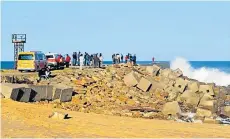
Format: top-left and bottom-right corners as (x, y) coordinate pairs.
(1, 99), (230, 138)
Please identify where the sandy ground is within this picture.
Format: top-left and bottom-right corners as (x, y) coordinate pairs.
(1, 99), (230, 138)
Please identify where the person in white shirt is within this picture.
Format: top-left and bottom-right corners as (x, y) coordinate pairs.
(99, 53), (103, 68)
(79, 54), (84, 70)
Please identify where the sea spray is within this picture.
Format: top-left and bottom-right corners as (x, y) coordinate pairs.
(170, 57), (230, 86)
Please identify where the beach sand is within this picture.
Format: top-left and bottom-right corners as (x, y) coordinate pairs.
(1, 99), (230, 138)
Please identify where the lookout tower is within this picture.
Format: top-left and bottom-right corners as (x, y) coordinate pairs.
(12, 34), (26, 69)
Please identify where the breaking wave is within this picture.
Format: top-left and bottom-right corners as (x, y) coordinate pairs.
(170, 57), (230, 86)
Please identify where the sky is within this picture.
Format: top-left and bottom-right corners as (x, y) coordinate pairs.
(1, 1), (230, 61)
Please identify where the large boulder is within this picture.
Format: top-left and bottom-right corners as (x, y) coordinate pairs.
(137, 77), (152, 92)
(162, 101), (181, 116)
(123, 71), (140, 87)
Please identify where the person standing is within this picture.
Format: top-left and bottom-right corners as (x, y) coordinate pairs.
(72, 52), (77, 66)
(112, 54), (115, 64)
(117, 53), (120, 64)
(65, 54), (71, 68)
(133, 54), (137, 65)
(99, 53), (103, 68)
(79, 54), (84, 70)
(121, 54), (123, 63)
(125, 55), (128, 63)
(78, 51), (81, 66)
(90, 54), (93, 66)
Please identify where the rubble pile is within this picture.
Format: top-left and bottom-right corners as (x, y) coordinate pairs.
(1, 63), (230, 124)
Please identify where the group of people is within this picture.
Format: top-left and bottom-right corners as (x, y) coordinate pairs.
(112, 53), (137, 65)
(72, 52), (103, 69)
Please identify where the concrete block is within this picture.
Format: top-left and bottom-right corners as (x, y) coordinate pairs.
(60, 88), (73, 102)
(199, 93), (217, 112)
(199, 85), (214, 96)
(19, 88), (32, 102)
(1, 83), (24, 101)
(46, 85), (53, 100)
(137, 77), (152, 92)
(188, 82), (199, 93)
(123, 71), (140, 87)
(28, 85), (47, 101)
(165, 86), (179, 101)
(196, 108), (212, 118)
(146, 65), (160, 76)
(180, 90), (201, 107)
(52, 84), (73, 102)
(160, 69), (173, 77)
(53, 88), (62, 100)
(173, 68), (183, 77)
(162, 101), (181, 116)
(174, 78), (188, 93)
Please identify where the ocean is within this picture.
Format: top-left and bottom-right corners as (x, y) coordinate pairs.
(1, 61), (230, 73)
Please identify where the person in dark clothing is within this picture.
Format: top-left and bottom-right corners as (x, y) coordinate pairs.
(90, 54), (93, 66)
(72, 52), (77, 66)
(133, 54), (137, 65)
(112, 54), (115, 64)
(129, 54), (133, 63)
(93, 54), (97, 68)
(78, 52), (81, 66)
(84, 52), (87, 66)
(121, 54), (123, 63)
(38, 66), (51, 82)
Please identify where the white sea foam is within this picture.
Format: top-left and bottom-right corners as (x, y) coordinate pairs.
(170, 57), (230, 86)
